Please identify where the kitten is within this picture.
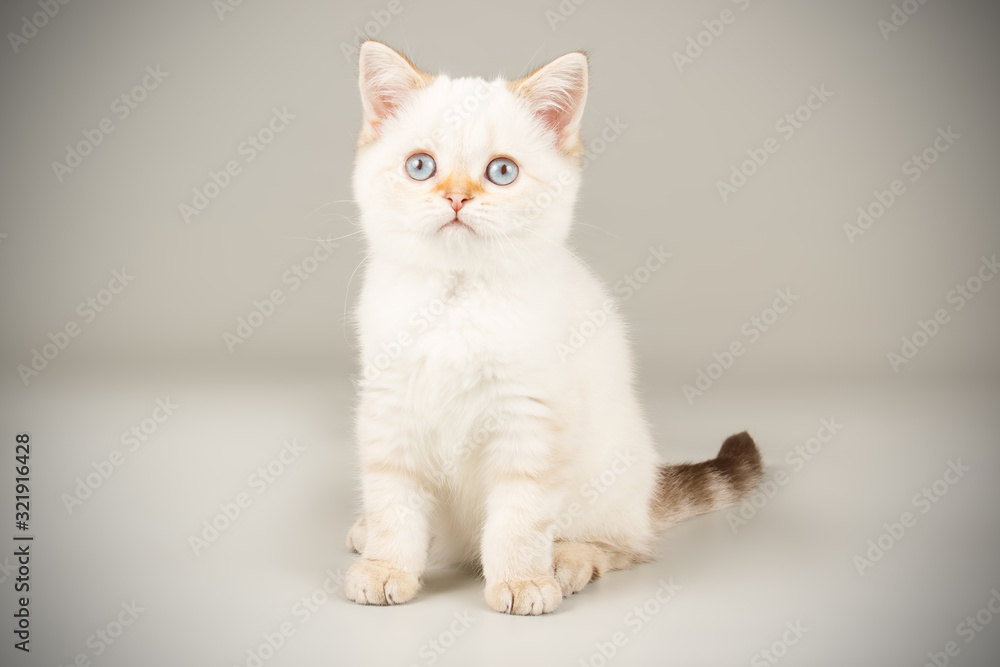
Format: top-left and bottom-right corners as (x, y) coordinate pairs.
(344, 41), (762, 615)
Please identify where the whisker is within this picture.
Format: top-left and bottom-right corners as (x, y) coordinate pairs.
(575, 222), (621, 239)
(492, 231), (514, 276)
(523, 227), (584, 263)
(304, 200), (357, 217)
(283, 229), (365, 244)
(517, 41), (548, 79)
(342, 251), (373, 344)
(496, 228), (530, 274)
(307, 212), (361, 228)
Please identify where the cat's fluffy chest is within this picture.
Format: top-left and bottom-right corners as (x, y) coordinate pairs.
(356, 261), (574, 448)
(405, 271), (513, 372)
(361, 265), (562, 381)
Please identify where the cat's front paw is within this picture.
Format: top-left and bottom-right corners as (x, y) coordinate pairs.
(485, 577), (561, 615)
(345, 559), (419, 606)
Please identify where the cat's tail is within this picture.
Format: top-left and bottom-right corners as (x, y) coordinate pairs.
(651, 431), (763, 527)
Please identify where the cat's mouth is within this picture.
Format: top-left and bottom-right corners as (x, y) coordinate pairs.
(439, 217), (474, 234)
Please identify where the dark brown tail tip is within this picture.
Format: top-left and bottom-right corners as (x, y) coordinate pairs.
(718, 431), (758, 461)
(716, 431), (763, 494)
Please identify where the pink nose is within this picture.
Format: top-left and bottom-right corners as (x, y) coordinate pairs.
(445, 193), (471, 212)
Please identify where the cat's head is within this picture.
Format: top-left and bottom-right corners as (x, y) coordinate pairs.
(352, 41), (588, 273)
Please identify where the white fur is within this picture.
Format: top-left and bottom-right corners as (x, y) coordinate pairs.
(348, 44), (662, 612)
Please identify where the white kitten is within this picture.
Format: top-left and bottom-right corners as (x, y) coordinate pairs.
(344, 41), (762, 615)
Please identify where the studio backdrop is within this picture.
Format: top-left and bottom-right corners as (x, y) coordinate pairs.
(1, 1), (998, 666)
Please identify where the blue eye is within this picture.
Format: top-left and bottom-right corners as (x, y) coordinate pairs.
(486, 157), (518, 185)
(405, 153), (436, 181)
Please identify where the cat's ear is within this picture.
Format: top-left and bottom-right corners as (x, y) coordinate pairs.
(511, 52), (589, 155)
(358, 41), (431, 144)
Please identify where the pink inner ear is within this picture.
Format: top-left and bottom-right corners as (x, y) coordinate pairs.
(358, 43), (429, 138)
(369, 87), (402, 123)
(536, 91), (581, 136)
(514, 54), (588, 144)
(363, 70), (414, 123)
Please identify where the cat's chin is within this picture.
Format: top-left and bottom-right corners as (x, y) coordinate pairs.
(438, 219), (474, 234)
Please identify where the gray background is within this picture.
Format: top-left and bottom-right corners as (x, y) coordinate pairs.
(1, 0), (999, 665)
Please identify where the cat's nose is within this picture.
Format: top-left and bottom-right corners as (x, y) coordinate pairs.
(444, 193), (471, 212)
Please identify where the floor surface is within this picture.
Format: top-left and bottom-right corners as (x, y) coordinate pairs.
(2, 370), (998, 667)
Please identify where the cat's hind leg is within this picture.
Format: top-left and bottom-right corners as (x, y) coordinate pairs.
(552, 541), (628, 596)
(346, 515), (366, 554)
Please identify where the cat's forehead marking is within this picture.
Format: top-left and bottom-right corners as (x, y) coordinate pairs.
(420, 77), (511, 156)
